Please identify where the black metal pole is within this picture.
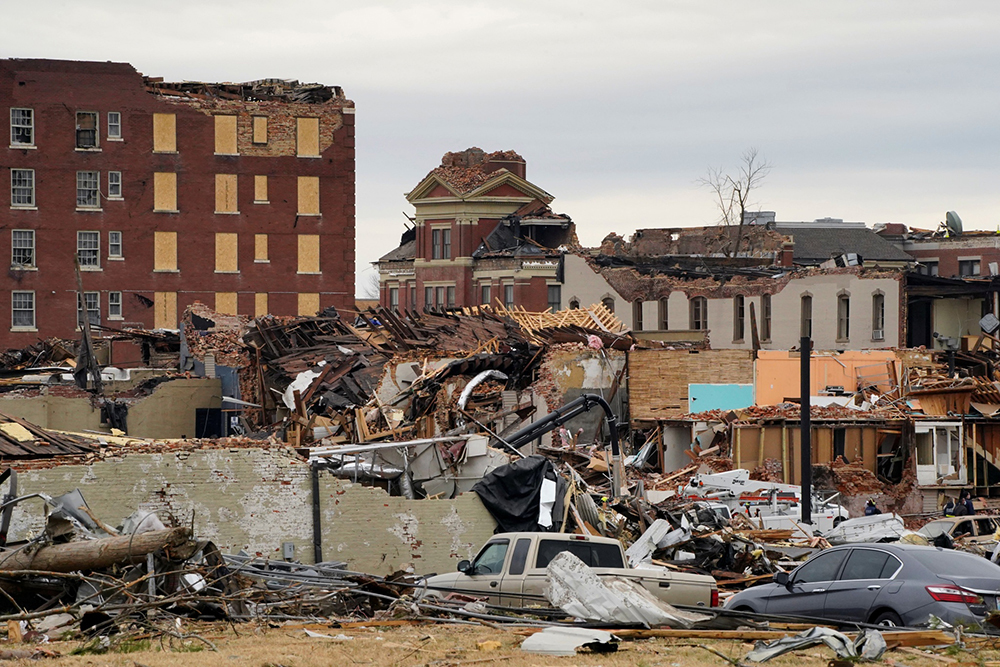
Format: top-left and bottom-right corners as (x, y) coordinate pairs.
(800, 336), (812, 525)
(311, 464), (323, 564)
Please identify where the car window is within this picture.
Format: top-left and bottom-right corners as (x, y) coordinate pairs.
(911, 550), (1000, 577)
(840, 549), (890, 580)
(954, 521), (974, 536)
(472, 540), (509, 575)
(793, 550), (849, 584)
(879, 555), (902, 579)
(975, 519), (997, 537)
(917, 520), (951, 537)
(590, 543), (625, 568)
(508, 538), (531, 575)
(534, 540), (625, 569)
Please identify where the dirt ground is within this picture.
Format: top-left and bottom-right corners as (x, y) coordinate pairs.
(4, 622), (998, 667)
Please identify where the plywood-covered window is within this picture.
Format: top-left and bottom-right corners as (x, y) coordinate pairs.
(215, 174), (238, 213)
(154, 292), (177, 329)
(153, 232), (177, 272)
(252, 116), (268, 144)
(254, 175), (268, 203)
(255, 293), (268, 317)
(214, 115), (238, 155)
(254, 234), (268, 262)
(215, 292), (238, 315)
(153, 172), (177, 212)
(152, 113), (176, 153)
(215, 232), (238, 273)
(297, 176), (320, 215)
(297, 234), (320, 273)
(296, 117), (320, 157)
(298, 292), (320, 316)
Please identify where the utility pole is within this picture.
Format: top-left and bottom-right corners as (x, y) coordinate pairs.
(800, 336), (811, 525)
(74, 260), (103, 393)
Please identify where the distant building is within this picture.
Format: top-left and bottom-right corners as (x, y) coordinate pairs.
(0, 58), (355, 345)
(375, 148), (574, 312)
(877, 222), (1000, 279)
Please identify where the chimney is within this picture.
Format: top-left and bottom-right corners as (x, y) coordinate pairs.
(780, 240), (795, 267)
(483, 153), (526, 180)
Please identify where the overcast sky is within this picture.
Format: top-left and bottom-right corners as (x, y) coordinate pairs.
(7, 1), (1000, 294)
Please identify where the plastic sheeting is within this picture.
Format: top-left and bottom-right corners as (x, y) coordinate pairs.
(471, 455), (566, 533)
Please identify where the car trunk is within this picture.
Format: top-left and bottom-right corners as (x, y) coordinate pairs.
(936, 574), (1000, 614)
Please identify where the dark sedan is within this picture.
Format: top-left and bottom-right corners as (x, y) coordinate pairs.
(725, 543), (1000, 627)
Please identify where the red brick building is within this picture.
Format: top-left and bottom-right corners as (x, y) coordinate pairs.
(376, 148), (573, 312)
(1, 58), (354, 346)
(877, 222), (1000, 279)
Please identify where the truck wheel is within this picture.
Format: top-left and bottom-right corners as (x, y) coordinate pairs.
(872, 610), (902, 627)
(833, 517), (845, 528)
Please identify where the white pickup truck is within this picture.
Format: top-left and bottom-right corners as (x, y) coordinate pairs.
(420, 532), (718, 608)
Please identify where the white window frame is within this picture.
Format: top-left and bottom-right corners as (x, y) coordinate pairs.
(11, 229), (34, 268)
(11, 291), (35, 330)
(77, 291), (100, 327)
(11, 168), (34, 208)
(108, 231), (123, 259)
(75, 110), (99, 150)
(77, 231), (100, 269)
(107, 111), (122, 140)
(108, 291), (123, 320)
(108, 171), (123, 199)
(10, 108), (33, 147)
(76, 171), (100, 209)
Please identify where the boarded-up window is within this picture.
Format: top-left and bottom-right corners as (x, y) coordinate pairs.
(254, 175), (268, 202)
(254, 234), (268, 261)
(252, 116), (268, 144)
(215, 174), (238, 213)
(215, 233), (238, 273)
(255, 293), (268, 317)
(153, 232), (177, 271)
(297, 176), (320, 214)
(215, 292), (238, 315)
(296, 117), (320, 157)
(214, 115), (238, 155)
(298, 235), (320, 273)
(153, 172), (177, 212)
(152, 113), (176, 153)
(298, 292), (320, 316)
(154, 292), (177, 329)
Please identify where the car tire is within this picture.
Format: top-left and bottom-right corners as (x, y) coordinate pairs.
(833, 517), (845, 528)
(872, 610), (903, 627)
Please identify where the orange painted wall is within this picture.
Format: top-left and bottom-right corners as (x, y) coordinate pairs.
(755, 350), (899, 406)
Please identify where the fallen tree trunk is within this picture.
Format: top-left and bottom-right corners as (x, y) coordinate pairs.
(0, 528), (196, 573)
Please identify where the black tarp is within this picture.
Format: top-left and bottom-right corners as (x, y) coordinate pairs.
(472, 455), (566, 533)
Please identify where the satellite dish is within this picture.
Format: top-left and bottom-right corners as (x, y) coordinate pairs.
(946, 211), (963, 236)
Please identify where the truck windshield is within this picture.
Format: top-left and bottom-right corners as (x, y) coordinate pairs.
(535, 540), (625, 569)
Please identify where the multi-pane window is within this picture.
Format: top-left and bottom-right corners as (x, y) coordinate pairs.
(761, 294), (772, 341)
(108, 231), (122, 258)
(76, 111), (98, 149)
(633, 299), (643, 331)
(409, 285), (416, 309)
(76, 171), (99, 208)
(388, 287), (399, 312)
(918, 261), (939, 277)
(109, 291), (122, 319)
(658, 298), (668, 330)
(11, 169), (34, 206)
(442, 228), (451, 259)
(77, 231), (99, 267)
(733, 295), (745, 341)
(77, 291), (100, 327)
(548, 285), (561, 312)
(872, 292), (885, 341)
(959, 259), (981, 277)
(837, 293), (851, 340)
(11, 230), (34, 267)
(690, 296), (708, 330)
(481, 284), (491, 306)
(504, 284), (515, 308)
(435, 286), (445, 309)
(107, 112), (121, 139)
(424, 286), (433, 309)
(10, 109), (33, 146)
(446, 286), (456, 308)
(431, 228), (453, 260)
(801, 295), (813, 338)
(108, 171), (122, 198)
(12, 291), (34, 328)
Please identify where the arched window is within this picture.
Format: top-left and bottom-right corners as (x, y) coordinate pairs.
(800, 294), (813, 338)
(569, 298), (580, 310)
(872, 291), (885, 341)
(837, 290), (851, 341)
(601, 297), (615, 314)
(690, 296), (708, 330)
(632, 299), (643, 331)
(761, 294), (772, 342)
(733, 295), (745, 341)
(658, 297), (668, 330)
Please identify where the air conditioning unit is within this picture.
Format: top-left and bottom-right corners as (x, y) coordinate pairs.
(872, 329), (884, 340)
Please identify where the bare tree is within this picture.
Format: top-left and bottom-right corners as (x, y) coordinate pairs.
(358, 269), (381, 300)
(700, 148), (772, 257)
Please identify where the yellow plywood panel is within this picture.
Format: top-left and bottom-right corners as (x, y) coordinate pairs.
(214, 115), (238, 155)
(254, 234), (268, 261)
(298, 234), (320, 273)
(252, 116), (267, 144)
(297, 117), (320, 157)
(215, 292), (238, 315)
(297, 176), (320, 214)
(215, 174), (238, 213)
(152, 113), (176, 153)
(154, 292), (177, 329)
(298, 292), (320, 316)
(153, 172), (177, 212)
(153, 231), (177, 271)
(254, 175), (268, 202)
(255, 293), (269, 317)
(215, 233), (238, 273)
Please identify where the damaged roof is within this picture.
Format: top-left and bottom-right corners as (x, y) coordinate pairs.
(144, 77), (348, 104)
(600, 226), (788, 260)
(774, 221), (913, 265)
(426, 148), (526, 194)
